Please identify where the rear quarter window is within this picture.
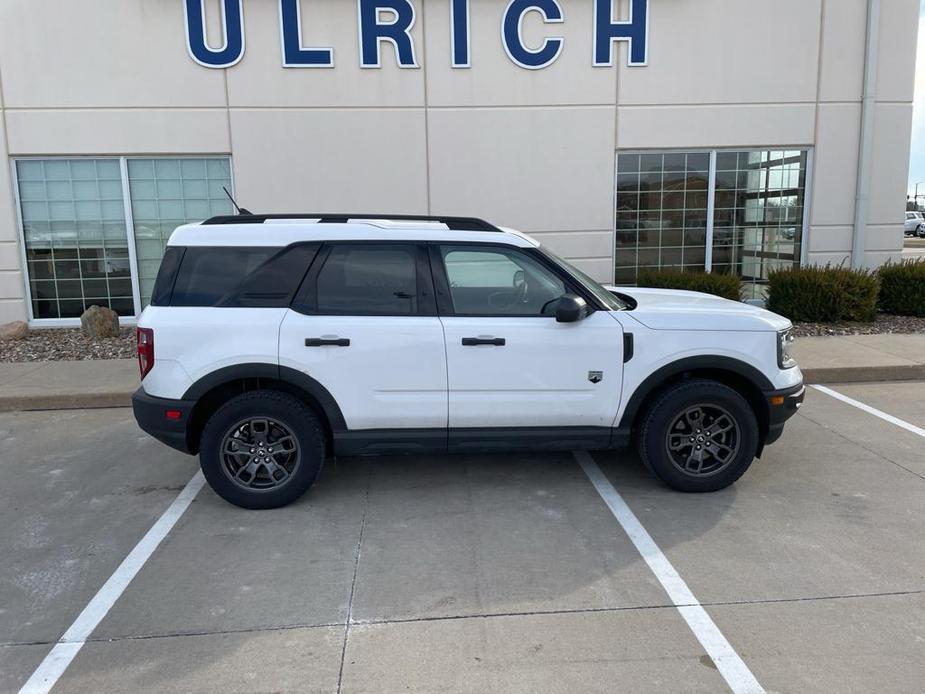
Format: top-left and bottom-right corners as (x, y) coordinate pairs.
(150, 246), (184, 306)
(161, 245), (319, 307)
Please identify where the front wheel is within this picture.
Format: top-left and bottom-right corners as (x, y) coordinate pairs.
(199, 390), (325, 509)
(918, 225), (925, 238)
(637, 380), (759, 493)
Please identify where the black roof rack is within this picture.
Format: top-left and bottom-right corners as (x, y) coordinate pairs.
(202, 213), (502, 232)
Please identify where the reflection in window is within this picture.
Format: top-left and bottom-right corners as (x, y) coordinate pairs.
(17, 159), (133, 319)
(129, 158), (233, 307)
(615, 149), (808, 300)
(615, 152), (711, 284)
(712, 150), (807, 301)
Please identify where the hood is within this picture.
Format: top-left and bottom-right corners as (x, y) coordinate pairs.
(606, 286), (791, 332)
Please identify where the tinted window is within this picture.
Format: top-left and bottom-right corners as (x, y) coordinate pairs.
(440, 245), (565, 316)
(150, 246), (184, 306)
(171, 247), (277, 306)
(315, 245), (419, 315)
(223, 244), (319, 307)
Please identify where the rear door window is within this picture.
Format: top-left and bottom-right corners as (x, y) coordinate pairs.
(314, 244), (420, 315)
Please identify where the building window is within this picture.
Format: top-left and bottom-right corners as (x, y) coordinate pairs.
(128, 158), (233, 307)
(17, 159), (133, 319)
(615, 149), (809, 300)
(15, 156), (233, 321)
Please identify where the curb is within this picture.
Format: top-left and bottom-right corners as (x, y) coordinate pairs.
(0, 392), (133, 413)
(800, 365), (925, 385)
(1, 364), (923, 413)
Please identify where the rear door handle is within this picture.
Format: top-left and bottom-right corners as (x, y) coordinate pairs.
(305, 337), (350, 347)
(461, 337), (506, 346)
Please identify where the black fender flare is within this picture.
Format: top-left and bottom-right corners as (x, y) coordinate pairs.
(618, 355), (774, 430)
(182, 363), (347, 432)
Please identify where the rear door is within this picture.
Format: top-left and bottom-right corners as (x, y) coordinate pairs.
(433, 243), (624, 430)
(278, 242), (447, 432)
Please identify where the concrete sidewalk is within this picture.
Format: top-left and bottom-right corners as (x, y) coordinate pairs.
(0, 333), (923, 412)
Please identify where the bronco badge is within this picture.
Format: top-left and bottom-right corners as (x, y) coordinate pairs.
(588, 371), (603, 384)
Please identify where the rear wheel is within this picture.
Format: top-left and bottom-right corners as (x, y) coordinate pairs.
(638, 380), (759, 493)
(199, 390), (325, 509)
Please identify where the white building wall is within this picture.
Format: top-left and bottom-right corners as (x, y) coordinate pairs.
(0, 0), (918, 324)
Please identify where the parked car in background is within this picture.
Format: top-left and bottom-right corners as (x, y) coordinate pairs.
(905, 211), (925, 237)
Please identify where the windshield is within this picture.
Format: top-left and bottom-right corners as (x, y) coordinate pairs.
(538, 247), (627, 311)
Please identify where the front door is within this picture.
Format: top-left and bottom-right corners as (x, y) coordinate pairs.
(279, 243), (447, 432)
(432, 244), (624, 430)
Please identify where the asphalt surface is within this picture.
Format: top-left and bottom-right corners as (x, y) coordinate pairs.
(2, 383), (924, 693)
(902, 237), (925, 258)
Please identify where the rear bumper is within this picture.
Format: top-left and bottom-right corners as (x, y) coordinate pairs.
(764, 382), (805, 447)
(132, 388), (195, 455)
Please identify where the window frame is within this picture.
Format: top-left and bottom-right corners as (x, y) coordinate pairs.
(11, 154), (235, 326)
(427, 242), (601, 318)
(290, 241), (437, 318)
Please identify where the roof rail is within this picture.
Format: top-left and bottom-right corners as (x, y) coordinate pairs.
(201, 213), (502, 232)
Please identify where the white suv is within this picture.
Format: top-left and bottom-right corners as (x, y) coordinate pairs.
(905, 211), (925, 237)
(133, 214), (804, 509)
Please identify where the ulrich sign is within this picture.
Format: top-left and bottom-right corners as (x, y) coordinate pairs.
(183, 0), (649, 70)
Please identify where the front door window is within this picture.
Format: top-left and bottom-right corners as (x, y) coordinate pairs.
(439, 245), (565, 316)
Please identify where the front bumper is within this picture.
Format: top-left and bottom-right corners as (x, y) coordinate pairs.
(763, 382), (805, 447)
(132, 388), (196, 455)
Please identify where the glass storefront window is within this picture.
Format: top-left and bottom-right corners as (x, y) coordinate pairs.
(615, 152), (711, 285)
(712, 150), (808, 301)
(17, 159), (133, 319)
(128, 158), (233, 307)
(615, 149), (809, 299)
(15, 157), (234, 321)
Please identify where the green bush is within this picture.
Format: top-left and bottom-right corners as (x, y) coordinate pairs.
(767, 265), (879, 323)
(878, 259), (925, 317)
(636, 268), (742, 301)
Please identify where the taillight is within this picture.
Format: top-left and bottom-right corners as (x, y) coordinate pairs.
(137, 327), (154, 380)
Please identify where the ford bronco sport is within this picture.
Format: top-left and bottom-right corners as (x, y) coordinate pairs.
(133, 214), (805, 509)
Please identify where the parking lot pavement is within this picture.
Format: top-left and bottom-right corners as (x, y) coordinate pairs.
(0, 409), (197, 688)
(3, 382), (925, 693)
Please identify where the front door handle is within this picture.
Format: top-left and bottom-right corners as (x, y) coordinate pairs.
(305, 337), (350, 347)
(461, 337), (506, 346)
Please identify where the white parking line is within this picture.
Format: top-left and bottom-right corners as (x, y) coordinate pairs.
(811, 385), (925, 439)
(19, 471), (206, 694)
(574, 451), (764, 694)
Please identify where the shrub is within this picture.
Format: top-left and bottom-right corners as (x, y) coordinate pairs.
(635, 268), (742, 301)
(767, 265), (879, 323)
(878, 258), (925, 317)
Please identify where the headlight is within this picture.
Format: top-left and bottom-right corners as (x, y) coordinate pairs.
(777, 328), (796, 369)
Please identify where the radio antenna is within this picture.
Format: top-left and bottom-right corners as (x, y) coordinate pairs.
(222, 186), (252, 216)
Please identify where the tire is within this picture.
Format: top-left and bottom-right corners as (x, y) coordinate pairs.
(637, 379), (759, 493)
(199, 390), (325, 509)
(918, 225), (925, 238)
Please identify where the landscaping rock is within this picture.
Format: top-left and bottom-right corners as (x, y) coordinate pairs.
(80, 305), (121, 338)
(0, 321), (29, 341)
(0, 327), (135, 362)
(791, 312), (925, 338)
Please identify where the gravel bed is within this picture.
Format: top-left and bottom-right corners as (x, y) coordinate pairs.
(791, 313), (925, 338)
(0, 328), (136, 362)
(1, 314), (923, 363)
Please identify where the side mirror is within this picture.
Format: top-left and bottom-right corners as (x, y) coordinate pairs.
(555, 294), (587, 323)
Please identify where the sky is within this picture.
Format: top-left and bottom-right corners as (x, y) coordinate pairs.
(908, 0), (925, 196)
